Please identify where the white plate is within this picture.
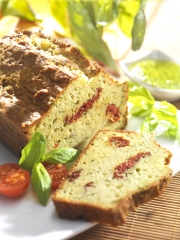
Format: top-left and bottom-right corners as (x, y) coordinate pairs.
(119, 50), (180, 102)
(0, 114), (180, 240)
(0, 148), (96, 240)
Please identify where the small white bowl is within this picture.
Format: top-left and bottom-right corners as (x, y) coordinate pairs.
(119, 50), (180, 102)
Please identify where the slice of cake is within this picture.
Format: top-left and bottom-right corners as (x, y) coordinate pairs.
(0, 31), (128, 156)
(52, 130), (172, 226)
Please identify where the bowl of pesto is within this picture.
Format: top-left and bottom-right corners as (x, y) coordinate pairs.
(119, 50), (180, 102)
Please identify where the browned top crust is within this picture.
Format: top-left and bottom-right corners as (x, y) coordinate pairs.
(0, 30), (101, 129)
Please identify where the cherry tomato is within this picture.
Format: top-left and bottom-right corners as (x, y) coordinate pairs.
(43, 162), (68, 189)
(0, 163), (30, 197)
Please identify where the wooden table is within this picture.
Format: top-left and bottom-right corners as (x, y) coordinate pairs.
(71, 172), (180, 240)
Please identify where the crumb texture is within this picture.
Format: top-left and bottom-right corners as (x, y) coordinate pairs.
(53, 130), (172, 226)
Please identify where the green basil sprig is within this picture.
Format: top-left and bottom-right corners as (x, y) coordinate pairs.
(19, 132), (80, 206)
(0, 0), (41, 22)
(128, 82), (180, 139)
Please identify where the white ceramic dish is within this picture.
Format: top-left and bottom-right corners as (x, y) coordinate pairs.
(0, 114), (180, 240)
(119, 50), (180, 102)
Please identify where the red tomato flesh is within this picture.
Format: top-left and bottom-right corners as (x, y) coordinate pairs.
(43, 162), (68, 189)
(0, 163), (30, 197)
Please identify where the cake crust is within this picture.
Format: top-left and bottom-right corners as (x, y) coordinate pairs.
(53, 176), (171, 226)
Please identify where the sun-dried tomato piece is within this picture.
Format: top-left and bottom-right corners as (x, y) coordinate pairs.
(113, 152), (151, 179)
(85, 181), (94, 188)
(109, 136), (130, 148)
(65, 88), (102, 124)
(106, 104), (120, 122)
(53, 142), (59, 148)
(43, 162), (68, 189)
(68, 169), (82, 182)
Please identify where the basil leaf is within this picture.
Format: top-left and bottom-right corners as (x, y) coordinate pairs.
(92, 0), (120, 28)
(141, 101), (179, 137)
(31, 163), (51, 206)
(50, 0), (71, 36)
(19, 132), (46, 170)
(1, 0), (41, 22)
(128, 82), (179, 139)
(67, 0), (118, 73)
(132, 0), (146, 50)
(128, 82), (154, 117)
(117, 0), (140, 37)
(43, 148), (80, 165)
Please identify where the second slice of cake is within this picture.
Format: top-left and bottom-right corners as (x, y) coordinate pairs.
(53, 130), (172, 226)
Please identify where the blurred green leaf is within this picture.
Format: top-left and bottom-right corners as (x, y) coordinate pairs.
(49, 0), (147, 72)
(117, 0), (140, 37)
(92, 0), (120, 27)
(132, 0), (146, 50)
(1, 0), (41, 22)
(0, 0), (8, 12)
(50, 0), (71, 37)
(67, 0), (118, 72)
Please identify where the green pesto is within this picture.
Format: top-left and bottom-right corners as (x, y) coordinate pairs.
(129, 59), (180, 90)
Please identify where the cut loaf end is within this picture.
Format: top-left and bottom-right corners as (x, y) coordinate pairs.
(0, 31), (128, 156)
(53, 130), (172, 226)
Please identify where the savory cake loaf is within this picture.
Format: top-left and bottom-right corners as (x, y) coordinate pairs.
(52, 130), (172, 226)
(0, 31), (128, 156)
